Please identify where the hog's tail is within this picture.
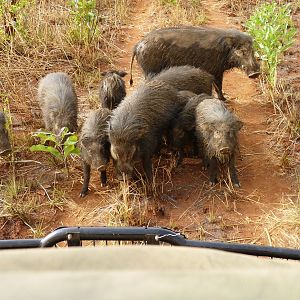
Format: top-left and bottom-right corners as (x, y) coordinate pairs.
(129, 47), (136, 86)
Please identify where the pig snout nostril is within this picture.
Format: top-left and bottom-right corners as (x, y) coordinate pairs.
(220, 147), (230, 154)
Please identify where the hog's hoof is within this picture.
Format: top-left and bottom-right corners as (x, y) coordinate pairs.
(233, 182), (241, 188)
(79, 191), (88, 198)
(100, 183), (107, 188)
(209, 180), (217, 186)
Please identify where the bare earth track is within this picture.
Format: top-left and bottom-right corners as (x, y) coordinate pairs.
(1, 0), (296, 245)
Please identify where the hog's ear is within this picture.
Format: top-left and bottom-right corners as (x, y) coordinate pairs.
(101, 71), (107, 76)
(234, 119), (243, 131)
(223, 36), (235, 48)
(117, 71), (128, 77)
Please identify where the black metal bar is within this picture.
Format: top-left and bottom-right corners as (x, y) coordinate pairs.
(177, 240), (300, 260)
(0, 226), (299, 260)
(39, 227), (185, 247)
(0, 239), (41, 249)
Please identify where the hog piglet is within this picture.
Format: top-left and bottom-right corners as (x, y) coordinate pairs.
(79, 108), (111, 197)
(195, 97), (243, 187)
(109, 80), (184, 182)
(100, 70), (127, 110)
(171, 93), (213, 165)
(38, 72), (78, 134)
(0, 112), (11, 155)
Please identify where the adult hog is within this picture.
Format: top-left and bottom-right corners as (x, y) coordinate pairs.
(99, 70), (127, 110)
(148, 66), (214, 96)
(195, 97), (243, 187)
(0, 112), (11, 155)
(171, 93), (213, 165)
(109, 80), (184, 182)
(130, 26), (260, 101)
(79, 108), (111, 197)
(38, 72), (78, 134)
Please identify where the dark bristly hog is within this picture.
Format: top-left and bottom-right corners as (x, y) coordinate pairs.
(99, 70), (127, 110)
(171, 93), (213, 165)
(130, 26), (260, 101)
(79, 108), (111, 197)
(108, 80), (185, 182)
(195, 97), (243, 187)
(38, 72), (78, 134)
(148, 66), (214, 96)
(0, 112), (11, 155)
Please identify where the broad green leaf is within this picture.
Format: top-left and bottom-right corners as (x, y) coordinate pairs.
(30, 145), (63, 161)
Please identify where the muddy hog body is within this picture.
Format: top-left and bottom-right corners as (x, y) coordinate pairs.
(171, 93), (213, 165)
(148, 66), (214, 96)
(109, 80), (184, 181)
(99, 70), (127, 110)
(0, 112), (11, 155)
(79, 108), (111, 197)
(195, 97), (243, 186)
(38, 72), (78, 134)
(131, 26), (260, 100)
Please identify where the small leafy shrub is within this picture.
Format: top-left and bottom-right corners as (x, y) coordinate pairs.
(68, 0), (100, 45)
(246, 2), (296, 90)
(0, 0), (32, 41)
(30, 127), (80, 172)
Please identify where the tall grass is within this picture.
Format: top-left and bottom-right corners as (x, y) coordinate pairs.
(151, 0), (205, 28)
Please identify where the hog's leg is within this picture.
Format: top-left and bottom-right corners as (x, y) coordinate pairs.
(174, 148), (184, 167)
(113, 159), (123, 181)
(229, 158), (240, 187)
(197, 138), (208, 169)
(142, 153), (153, 183)
(100, 170), (107, 187)
(192, 137), (199, 157)
(215, 73), (227, 101)
(208, 157), (218, 185)
(80, 162), (91, 197)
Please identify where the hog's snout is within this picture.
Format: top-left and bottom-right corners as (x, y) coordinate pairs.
(219, 147), (230, 154)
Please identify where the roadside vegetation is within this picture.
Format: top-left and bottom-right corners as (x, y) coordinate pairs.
(226, 0), (300, 248)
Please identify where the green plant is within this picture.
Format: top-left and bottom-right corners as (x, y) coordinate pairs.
(246, 2), (296, 91)
(68, 0), (100, 44)
(30, 127), (80, 173)
(0, 0), (32, 41)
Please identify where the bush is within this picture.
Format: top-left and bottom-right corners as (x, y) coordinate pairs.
(68, 0), (100, 45)
(30, 127), (80, 173)
(246, 2), (296, 91)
